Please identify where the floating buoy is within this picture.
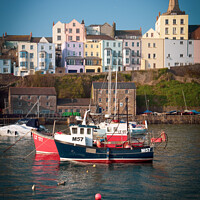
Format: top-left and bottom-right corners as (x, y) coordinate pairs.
(95, 193), (101, 200)
(57, 181), (66, 186)
(32, 184), (36, 191)
(93, 164), (96, 168)
(86, 170), (89, 173)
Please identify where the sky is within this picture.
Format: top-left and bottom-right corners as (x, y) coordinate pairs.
(0, 0), (200, 37)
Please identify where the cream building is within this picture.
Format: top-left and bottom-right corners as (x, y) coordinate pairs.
(16, 42), (37, 76)
(84, 41), (102, 73)
(155, 0), (188, 40)
(141, 29), (165, 70)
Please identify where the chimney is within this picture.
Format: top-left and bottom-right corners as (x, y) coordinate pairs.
(53, 21), (55, 26)
(30, 32), (32, 37)
(159, 12), (161, 16)
(3, 33), (4, 38)
(81, 20), (85, 24)
(140, 27), (142, 32)
(156, 16), (158, 21)
(5, 32), (7, 36)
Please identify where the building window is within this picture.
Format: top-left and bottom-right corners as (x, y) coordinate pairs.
(96, 52), (99, 57)
(148, 54), (151, 59)
(180, 41), (183, 45)
(113, 42), (116, 47)
(68, 36), (72, 41)
(148, 43), (151, 48)
(153, 43), (156, 48)
(18, 102), (22, 106)
(30, 45), (33, 50)
(79, 52), (81, 56)
(30, 53), (34, 58)
(126, 58), (129, 64)
(125, 42), (128, 47)
(3, 68), (8, 73)
(91, 52), (93, 56)
(189, 54), (192, 58)
(173, 27), (176, 35)
(57, 36), (61, 40)
(76, 28), (80, 33)
(132, 42), (134, 47)
(30, 62), (34, 69)
(39, 62), (45, 67)
(173, 37), (176, 40)
(180, 54), (183, 58)
(180, 19), (184, 25)
(125, 90), (128, 94)
(107, 50), (111, 56)
(39, 53), (45, 58)
(69, 28), (72, 33)
(189, 41), (192, 45)
(85, 52), (87, 56)
(165, 19), (169, 25)
(146, 33), (148, 38)
(126, 49), (129, 56)
(137, 50), (140, 56)
(137, 58), (140, 64)
(22, 45), (25, 49)
(173, 19), (176, 25)
(118, 43), (121, 47)
(151, 33), (154, 37)
(153, 54), (156, 59)
(91, 44), (93, 48)
(73, 23), (76, 27)
(165, 28), (169, 35)
(73, 51), (75, 56)
(49, 46), (52, 50)
(180, 27), (184, 34)
(137, 42), (139, 47)
(99, 98), (101, 102)
(96, 45), (99, 48)
(180, 37), (184, 40)
(132, 58), (135, 64)
(76, 36), (80, 41)
(107, 58), (110, 64)
(153, 63), (156, 68)
(106, 42), (109, 47)
(57, 28), (61, 33)
(3, 60), (9, 65)
(49, 53), (52, 59)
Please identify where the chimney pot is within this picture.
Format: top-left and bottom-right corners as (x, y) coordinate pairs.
(5, 32), (7, 36)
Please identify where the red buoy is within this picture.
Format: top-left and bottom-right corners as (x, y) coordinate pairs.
(95, 193), (101, 200)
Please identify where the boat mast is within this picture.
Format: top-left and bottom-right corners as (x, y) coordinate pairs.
(114, 68), (118, 116)
(182, 89), (187, 110)
(107, 61), (112, 117)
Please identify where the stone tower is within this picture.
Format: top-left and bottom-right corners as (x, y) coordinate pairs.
(164, 0), (185, 15)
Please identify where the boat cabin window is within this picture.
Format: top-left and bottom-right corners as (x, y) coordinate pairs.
(87, 129), (91, 135)
(107, 127), (112, 132)
(72, 128), (77, 134)
(80, 128), (84, 134)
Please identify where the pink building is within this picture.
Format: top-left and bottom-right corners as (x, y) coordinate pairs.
(194, 40), (200, 64)
(65, 19), (86, 42)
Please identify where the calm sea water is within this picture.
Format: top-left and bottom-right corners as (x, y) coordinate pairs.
(0, 124), (199, 200)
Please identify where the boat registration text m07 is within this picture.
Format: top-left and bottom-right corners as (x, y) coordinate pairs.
(141, 148), (150, 152)
(34, 135), (43, 142)
(72, 137), (84, 142)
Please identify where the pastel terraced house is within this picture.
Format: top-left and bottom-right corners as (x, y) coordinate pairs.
(84, 41), (102, 73)
(62, 41), (84, 73)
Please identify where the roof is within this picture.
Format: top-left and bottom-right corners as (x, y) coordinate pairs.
(115, 30), (142, 38)
(0, 55), (11, 60)
(57, 98), (91, 106)
(31, 37), (52, 43)
(189, 25), (200, 33)
(92, 82), (136, 90)
(86, 35), (114, 40)
(9, 87), (57, 95)
(3, 35), (31, 42)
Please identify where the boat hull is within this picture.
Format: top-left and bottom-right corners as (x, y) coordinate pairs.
(55, 139), (153, 164)
(32, 131), (59, 155)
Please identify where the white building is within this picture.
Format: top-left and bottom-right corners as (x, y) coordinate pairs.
(0, 57), (11, 74)
(165, 39), (194, 68)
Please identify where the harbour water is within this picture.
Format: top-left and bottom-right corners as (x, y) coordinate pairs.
(0, 124), (199, 199)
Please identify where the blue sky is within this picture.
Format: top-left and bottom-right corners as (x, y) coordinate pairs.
(0, 0), (200, 37)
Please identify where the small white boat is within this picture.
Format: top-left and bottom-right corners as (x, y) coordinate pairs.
(0, 118), (40, 137)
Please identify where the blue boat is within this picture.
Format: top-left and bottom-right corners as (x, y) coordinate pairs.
(54, 124), (154, 164)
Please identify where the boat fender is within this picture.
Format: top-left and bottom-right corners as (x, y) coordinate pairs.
(32, 184), (36, 191)
(161, 131), (167, 142)
(97, 141), (101, 148)
(95, 193), (102, 200)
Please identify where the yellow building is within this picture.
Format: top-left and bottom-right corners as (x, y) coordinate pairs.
(155, 0), (188, 40)
(141, 29), (165, 70)
(84, 41), (102, 73)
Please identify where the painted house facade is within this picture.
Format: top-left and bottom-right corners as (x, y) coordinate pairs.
(100, 40), (123, 72)
(84, 41), (102, 73)
(164, 39), (194, 68)
(36, 37), (55, 74)
(62, 41), (84, 73)
(0, 57), (11, 74)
